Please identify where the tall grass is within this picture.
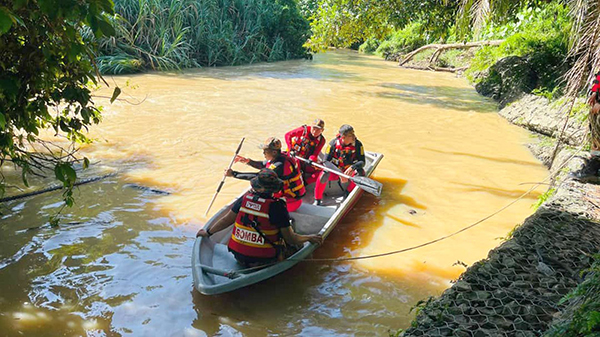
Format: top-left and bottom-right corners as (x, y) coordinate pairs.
(95, 0), (310, 74)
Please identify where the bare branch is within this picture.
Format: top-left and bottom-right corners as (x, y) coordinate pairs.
(399, 40), (504, 67)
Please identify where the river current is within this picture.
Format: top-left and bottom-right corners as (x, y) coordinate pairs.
(0, 50), (547, 336)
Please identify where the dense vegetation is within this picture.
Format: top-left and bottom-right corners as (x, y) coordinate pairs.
(94, 0), (311, 74)
(0, 0), (119, 212)
(466, 2), (571, 93)
(0, 0), (310, 214)
(2, 0), (599, 216)
(545, 255), (600, 336)
(307, 0), (598, 98)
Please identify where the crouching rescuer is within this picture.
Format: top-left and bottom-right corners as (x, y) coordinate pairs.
(313, 124), (365, 206)
(196, 169), (322, 267)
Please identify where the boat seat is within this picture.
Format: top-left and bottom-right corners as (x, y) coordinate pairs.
(291, 203), (336, 235)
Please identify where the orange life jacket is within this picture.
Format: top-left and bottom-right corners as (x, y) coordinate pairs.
(267, 154), (306, 199)
(228, 193), (283, 259)
(331, 136), (357, 170)
(290, 125), (321, 159)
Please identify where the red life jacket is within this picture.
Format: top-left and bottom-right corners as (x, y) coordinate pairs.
(228, 193), (283, 259)
(331, 136), (357, 170)
(290, 125), (321, 159)
(592, 73), (600, 95)
(267, 154), (306, 199)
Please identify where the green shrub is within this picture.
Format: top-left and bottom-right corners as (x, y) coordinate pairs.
(95, 0), (311, 73)
(376, 22), (429, 58)
(359, 38), (381, 54)
(436, 49), (472, 68)
(532, 187), (556, 210)
(466, 2), (571, 92)
(545, 255), (600, 337)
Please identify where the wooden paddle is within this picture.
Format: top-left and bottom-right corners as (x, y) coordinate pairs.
(204, 137), (245, 216)
(292, 154), (383, 197)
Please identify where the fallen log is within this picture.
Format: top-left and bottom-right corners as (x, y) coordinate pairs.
(0, 173), (118, 203)
(399, 39), (505, 67)
(400, 65), (470, 73)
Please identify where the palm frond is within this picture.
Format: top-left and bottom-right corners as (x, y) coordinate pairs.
(564, 0), (600, 97)
(472, 0), (491, 35)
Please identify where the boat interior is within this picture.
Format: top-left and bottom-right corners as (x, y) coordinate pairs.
(197, 152), (380, 282)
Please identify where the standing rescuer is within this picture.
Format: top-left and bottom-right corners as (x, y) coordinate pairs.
(226, 137), (306, 212)
(284, 118), (326, 184)
(572, 72), (600, 181)
(196, 169), (322, 267)
(313, 124), (365, 206)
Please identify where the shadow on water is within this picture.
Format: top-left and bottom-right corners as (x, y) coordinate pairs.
(423, 148), (543, 167)
(450, 181), (542, 200)
(361, 82), (497, 112)
(319, 176), (426, 256)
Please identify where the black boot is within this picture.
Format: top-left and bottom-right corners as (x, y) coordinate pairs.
(570, 157), (600, 182)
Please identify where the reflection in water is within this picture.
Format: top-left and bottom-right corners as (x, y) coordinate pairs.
(0, 50), (547, 336)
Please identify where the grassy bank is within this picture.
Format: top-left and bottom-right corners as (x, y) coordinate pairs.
(92, 0), (311, 74)
(359, 2), (571, 97)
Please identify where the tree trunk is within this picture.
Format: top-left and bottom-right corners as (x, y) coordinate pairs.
(399, 40), (505, 67)
(400, 65), (470, 73)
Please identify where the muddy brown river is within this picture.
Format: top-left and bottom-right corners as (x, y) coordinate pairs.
(0, 50), (547, 336)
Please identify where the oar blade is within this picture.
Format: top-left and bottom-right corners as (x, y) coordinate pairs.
(352, 176), (383, 197)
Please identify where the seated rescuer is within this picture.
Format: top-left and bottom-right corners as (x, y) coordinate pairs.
(196, 169), (322, 267)
(313, 124), (365, 206)
(227, 137), (306, 212)
(284, 118), (326, 184)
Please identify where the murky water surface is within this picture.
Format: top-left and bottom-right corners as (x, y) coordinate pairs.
(0, 51), (547, 336)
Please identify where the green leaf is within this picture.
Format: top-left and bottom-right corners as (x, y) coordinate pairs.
(0, 113), (6, 129)
(0, 78), (18, 99)
(54, 163), (77, 186)
(55, 164), (65, 183)
(67, 43), (83, 62)
(13, 0), (28, 10)
(21, 169), (28, 187)
(98, 17), (115, 37)
(64, 165), (76, 183)
(83, 157), (90, 169)
(110, 87), (121, 103)
(0, 7), (13, 35)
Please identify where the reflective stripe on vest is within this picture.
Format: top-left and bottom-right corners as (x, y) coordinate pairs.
(267, 154), (306, 199)
(332, 137), (356, 170)
(227, 193), (282, 259)
(290, 125), (320, 159)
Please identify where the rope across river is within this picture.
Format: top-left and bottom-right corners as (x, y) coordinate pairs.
(223, 147), (583, 275)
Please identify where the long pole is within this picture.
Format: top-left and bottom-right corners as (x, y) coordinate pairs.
(293, 155), (353, 180)
(292, 154), (382, 196)
(204, 137), (245, 217)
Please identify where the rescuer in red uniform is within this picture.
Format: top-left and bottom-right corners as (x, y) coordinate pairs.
(572, 72), (600, 181)
(226, 137), (306, 212)
(284, 118), (326, 184)
(196, 169), (322, 267)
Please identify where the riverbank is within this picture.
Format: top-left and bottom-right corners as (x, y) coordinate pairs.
(400, 92), (600, 336)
